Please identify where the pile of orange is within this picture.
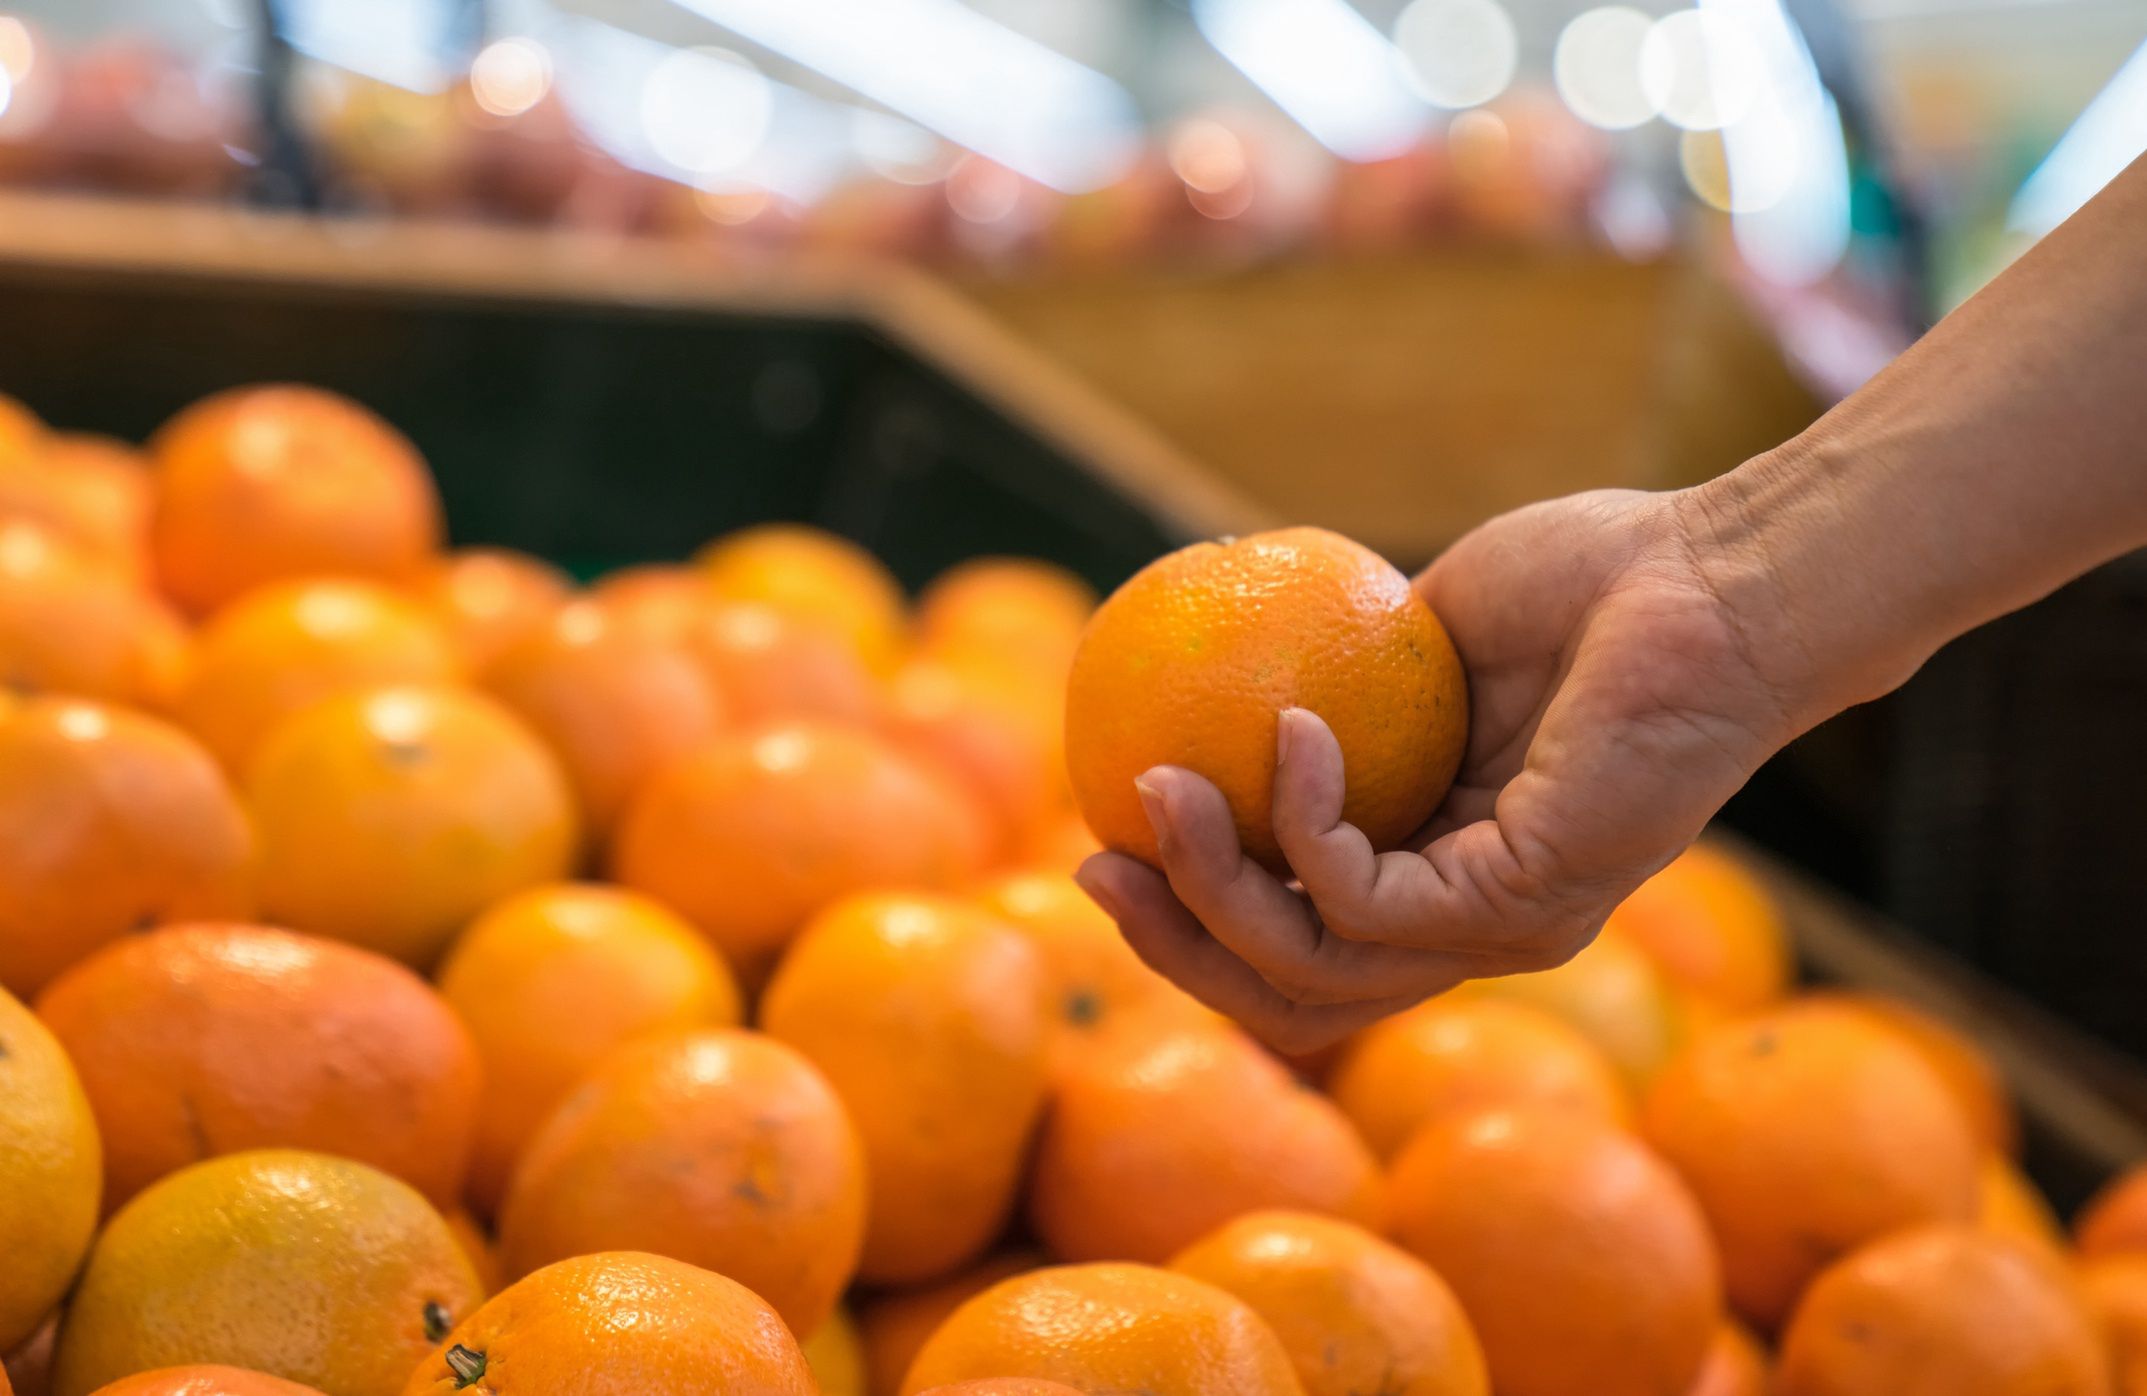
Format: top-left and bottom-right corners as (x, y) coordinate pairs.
(0, 383), (2137, 1396)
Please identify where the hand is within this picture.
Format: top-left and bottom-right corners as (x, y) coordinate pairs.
(1075, 487), (1807, 1053)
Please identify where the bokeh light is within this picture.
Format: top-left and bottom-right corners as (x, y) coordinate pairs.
(0, 15), (34, 83)
(696, 182), (772, 226)
(1392, 0), (1518, 111)
(852, 110), (954, 186)
(470, 37), (552, 119)
(1554, 7), (1658, 131)
(639, 46), (772, 177)
(1447, 107), (1512, 183)
(945, 155), (1022, 223)
(1640, 9), (1763, 132)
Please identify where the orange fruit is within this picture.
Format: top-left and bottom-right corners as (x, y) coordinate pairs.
(411, 548), (571, 671)
(1328, 996), (1629, 1160)
(0, 436), (152, 580)
(613, 722), (988, 976)
(1469, 925), (1679, 1087)
(0, 518), (189, 710)
(912, 1384), (1084, 1396)
(1170, 1210), (1487, 1396)
(50, 1150), (482, 1396)
(440, 1211), (500, 1297)
(2079, 1254), (2147, 1395)
(696, 524), (907, 674)
(915, 556), (1095, 680)
(148, 386), (443, 616)
(686, 601), (881, 728)
(37, 923), (480, 1213)
(1809, 990), (2017, 1156)
(85, 1369), (327, 1396)
(2078, 1164), (2147, 1260)
(1387, 1108), (1720, 1396)
(1773, 1225), (2105, 1396)
(0, 394), (42, 464)
(1028, 1019), (1382, 1265)
(971, 869), (1209, 1070)
(399, 1251), (815, 1396)
(803, 1307), (866, 1396)
(1976, 1153), (2064, 1259)
(0, 986), (101, 1354)
(1640, 1001), (1979, 1331)
(1016, 809), (1103, 872)
(1605, 843), (1791, 1013)
(1065, 527), (1465, 873)
(436, 882), (743, 1217)
(5, 1314), (54, 1396)
(246, 686), (578, 967)
(586, 565), (712, 644)
(900, 1262), (1304, 1396)
(887, 657), (1064, 855)
(174, 579), (460, 775)
(1686, 1323), (1767, 1396)
(479, 600), (725, 839)
(496, 1029), (866, 1336)
(0, 700), (253, 998)
(858, 1252), (1042, 1396)
(763, 893), (1049, 1284)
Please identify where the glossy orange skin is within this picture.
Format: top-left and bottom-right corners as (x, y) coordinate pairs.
(400, 1252), (815, 1396)
(763, 893), (1050, 1285)
(903, 1264), (1304, 1396)
(174, 579), (460, 776)
(87, 1368), (327, 1396)
(0, 436), (152, 579)
(695, 524), (908, 675)
(1329, 996), (1630, 1160)
(887, 657), (1064, 857)
(1773, 1226), (2107, 1396)
(413, 548), (572, 671)
(0, 986), (101, 1356)
(1065, 527), (1465, 874)
(37, 923), (480, 1213)
(1977, 1153), (2065, 1258)
(0, 518), (189, 710)
(435, 882), (744, 1216)
(587, 565), (712, 645)
(2079, 1255), (2147, 1396)
(1170, 1210), (1487, 1396)
(148, 386), (443, 616)
(1605, 844), (1792, 1014)
(0, 700), (253, 998)
(1686, 1324), (1767, 1396)
(480, 601), (725, 839)
(612, 722), (989, 975)
(1028, 1020), (1382, 1265)
(859, 1252), (1042, 1396)
(1388, 1108), (1720, 1396)
(1641, 1002), (1980, 1331)
(246, 686), (578, 968)
(686, 601), (882, 728)
(915, 556), (1095, 681)
(2080, 1166), (2147, 1260)
(1804, 990), (2018, 1156)
(496, 1029), (866, 1336)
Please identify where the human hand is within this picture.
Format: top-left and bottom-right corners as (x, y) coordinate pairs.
(1075, 487), (1808, 1053)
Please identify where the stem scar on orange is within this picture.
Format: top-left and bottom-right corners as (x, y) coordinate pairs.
(1066, 527), (1466, 874)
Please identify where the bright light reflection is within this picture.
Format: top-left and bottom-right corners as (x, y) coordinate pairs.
(1554, 7), (1658, 131)
(1640, 9), (1761, 132)
(470, 36), (552, 118)
(639, 46), (772, 176)
(281, 0), (453, 93)
(1702, 0), (1850, 285)
(1193, 0), (1431, 162)
(0, 16), (33, 82)
(1393, 0), (1518, 112)
(2011, 36), (2147, 237)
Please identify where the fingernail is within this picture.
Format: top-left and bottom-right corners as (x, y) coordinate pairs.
(1072, 863), (1121, 920)
(1134, 771), (1169, 834)
(1276, 708), (1300, 765)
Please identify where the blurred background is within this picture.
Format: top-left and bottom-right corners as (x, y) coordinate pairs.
(0, 0), (2144, 1085)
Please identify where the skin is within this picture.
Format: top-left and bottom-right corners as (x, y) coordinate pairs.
(1079, 151), (2147, 1054)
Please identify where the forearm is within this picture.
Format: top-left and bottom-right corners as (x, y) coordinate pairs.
(1686, 152), (2147, 727)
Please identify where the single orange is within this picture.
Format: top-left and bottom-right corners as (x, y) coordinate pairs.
(0, 517), (189, 711)
(399, 1252), (815, 1396)
(37, 923), (480, 1213)
(803, 1307), (866, 1396)
(1387, 1108), (1721, 1396)
(586, 564), (712, 644)
(901, 1263), (1304, 1396)
(1686, 1323), (1767, 1396)
(1773, 1225), (2105, 1396)
(887, 657), (1064, 856)
(435, 882), (743, 1217)
(1809, 990), (2017, 1156)
(1328, 996), (1630, 1160)
(1028, 1019), (1382, 1265)
(2079, 1254), (2147, 1396)
(858, 1252), (1042, 1396)
(246, 685), (578, 967)
(762, 893), (1049, 1285)
(0, 435), (152, 580)
(173, 578), (459, 776)
(50, 1150), (483, 1396)
(1468, 924), (1679, 1087)
(496, 1029), (866, 1337)
(0, 986), (101, 1355)
(440, 1211), (501, 1298)
(480, 600), (725, 839)
(1641, 1001), (1979, 1331)
(412, 548), (572, 671)
(1605, 843), (1792, 1014)
(2078, 1164), (2147, 1260)
(612, 722), (989, 976)
(1170, 1210), (1487, 1396)
(696, 524), (907, 675)
(686, 600), (882, 728)
(0, 394), (42, 464)
(1065, 527), (1465, 873)
(0, 699), (253, 998)
(85, 1369), (327, 1396)
(1976, 1153), (2065, 1259)
(915, 556), (1095, 681)
(148, 386), (443, 617)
